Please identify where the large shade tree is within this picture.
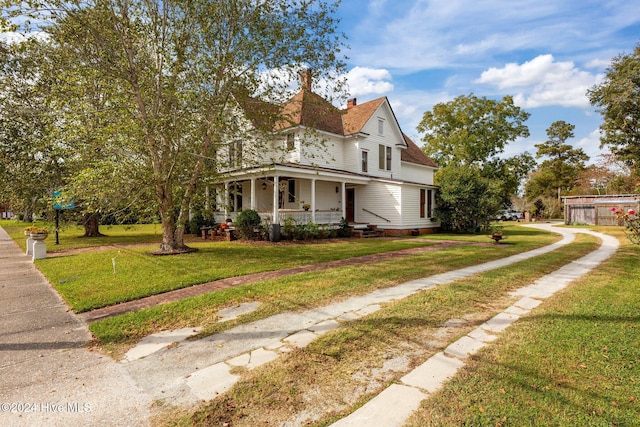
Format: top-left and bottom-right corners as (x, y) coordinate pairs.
(588, 43), (640, 176)
(418, 94), (533, 232)
(2, 0), (346, 253)
(0, 39), (68, 221)
(525, 120), (589, 203)
(0, 35), (160, 235)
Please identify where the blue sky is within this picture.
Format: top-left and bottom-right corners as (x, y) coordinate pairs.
(335, 0), (640, 163)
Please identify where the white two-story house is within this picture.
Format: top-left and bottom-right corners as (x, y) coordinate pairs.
(213, 71), (439, 236)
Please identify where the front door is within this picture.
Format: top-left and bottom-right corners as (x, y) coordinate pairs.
(346, 188), (355, 223)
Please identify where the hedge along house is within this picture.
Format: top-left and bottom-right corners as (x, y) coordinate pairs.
(562, 194), (640, 225)
(211, 70), (439, 236)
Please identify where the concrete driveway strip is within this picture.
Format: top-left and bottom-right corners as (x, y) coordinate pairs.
(331, 225), (619, 427)
(0, 227), (152, 427)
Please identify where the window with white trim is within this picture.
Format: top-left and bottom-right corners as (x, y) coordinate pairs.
(286, 133), (295, 151)
(361, 150), (368, 173)
(420, 189), (433, 218)
(378, 144), (391, 171)
(378, 118), (384, 135)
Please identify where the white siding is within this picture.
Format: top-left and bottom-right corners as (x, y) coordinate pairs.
(342, 139), (361, 173)
(400, 185), (429, 228)
(351, 103), (405, 179)
(314, 180), (342, 210)
(354, 182), (402, 226)
(401, 162), (435, 186)
(300, 133), (344, 169)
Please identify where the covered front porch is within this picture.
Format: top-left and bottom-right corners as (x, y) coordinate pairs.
(212, 165), (370, 226)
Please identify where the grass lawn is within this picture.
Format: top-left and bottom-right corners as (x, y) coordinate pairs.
(0, 220), (165, 252)
(166, 231), (628, 426)
(88, 224), (557, 358)
(37, 238), (450, 312)
(404, 227), (640, 426)
(6, 218), (634, 425)
(3, 220), (554, 314)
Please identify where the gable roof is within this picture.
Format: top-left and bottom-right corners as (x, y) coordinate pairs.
(401, 133), (438, 168)
(274, 88), (344, 135)
(342, 97), (386, 135)
(238, 72), (437, 168)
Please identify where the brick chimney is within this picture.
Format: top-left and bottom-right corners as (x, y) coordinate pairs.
(347, 98), (357, 109)
(300, 69), (312, 91)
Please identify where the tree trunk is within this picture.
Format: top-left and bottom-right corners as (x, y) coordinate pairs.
(22, 208), (32, 223)
(155, 187), (194, 254)
(82, 213), (104, 237)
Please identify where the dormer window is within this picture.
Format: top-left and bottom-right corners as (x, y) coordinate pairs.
(378, 118), (384, 136)
(286, 133), (295, 151)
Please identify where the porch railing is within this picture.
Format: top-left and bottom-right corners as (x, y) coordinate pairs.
(362, 208), (391, 223)
(213, 210), (343, 225)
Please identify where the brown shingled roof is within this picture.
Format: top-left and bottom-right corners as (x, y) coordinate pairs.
(401, 133), (439, 168)
(234, 93), (281, 133)
(342, 97), (386, 135)
(274, 89), (344, 135)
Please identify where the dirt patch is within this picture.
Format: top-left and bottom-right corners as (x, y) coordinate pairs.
(149, 246), (199, 256)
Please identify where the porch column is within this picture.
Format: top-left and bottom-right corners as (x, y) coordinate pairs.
(224, 181), (230, 218)
(272, 176), (279, 224)
(341, 182), (346, 220)
(250, 178), (256, 210)
(311, 178), (316, 223)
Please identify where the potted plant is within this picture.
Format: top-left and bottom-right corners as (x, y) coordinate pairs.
(489, 226), (504, 243)
(28, 227), (49, 240)
(302, 203), (310, 211)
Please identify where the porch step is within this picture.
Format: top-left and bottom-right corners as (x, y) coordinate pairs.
(352, 224), (385, 238)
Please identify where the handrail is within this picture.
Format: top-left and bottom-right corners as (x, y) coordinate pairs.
(362, 208), (391, 223)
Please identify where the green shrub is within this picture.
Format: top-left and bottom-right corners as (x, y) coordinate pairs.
(235, 209), (262, 240)
(337, 217), (352, 237)
(304, 220), (319, 239)
(282, 216), (296, 240)
(188, 212), (205, 235)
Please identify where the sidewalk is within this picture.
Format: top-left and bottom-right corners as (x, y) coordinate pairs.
(0, 227), (152, 427)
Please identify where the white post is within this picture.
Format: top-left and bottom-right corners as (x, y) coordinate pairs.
(32, 240), (46, 260)
(341, 182), (347, 221)
(311, 179), (316, 223)
(224, 182), (230, 219)
(26, 236), (34, 255)
(250, 178), (257, 210)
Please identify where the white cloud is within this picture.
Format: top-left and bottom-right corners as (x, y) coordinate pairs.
(576, 128), (607, 160)
(0, 31), (49, 43)
(343, 1), (640, 75)
(387, 89), (454, 139)
(475, 55), (603, 108)
(345, 66), (394, 97)
(585, 58), (612, 70)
